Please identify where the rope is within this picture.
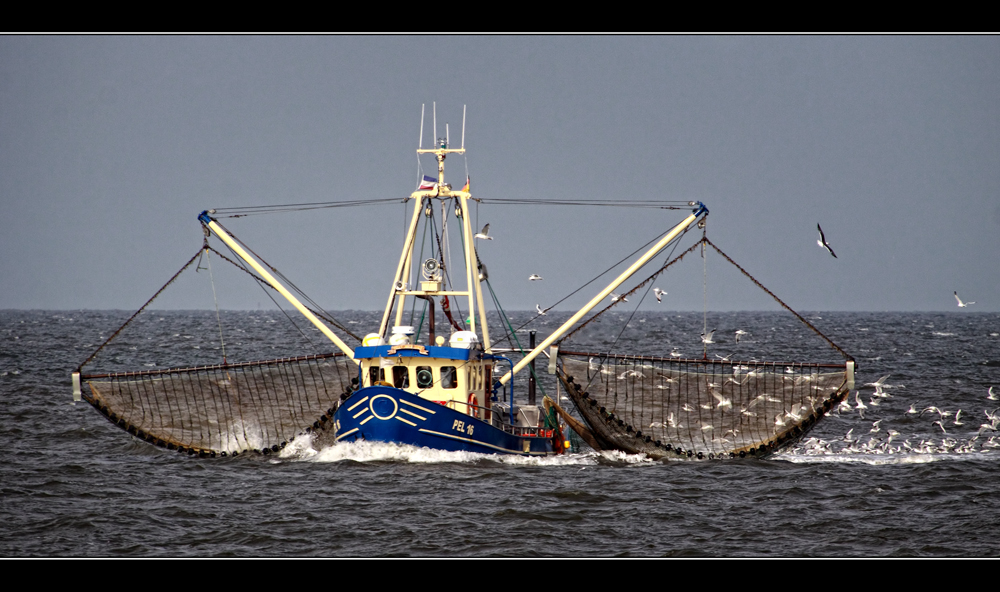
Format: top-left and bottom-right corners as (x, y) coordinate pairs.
(205, 249), (228, 365)
(77, 248), (204, 373)
(701, 237), (854, 362)
(480, 198), (692, 209)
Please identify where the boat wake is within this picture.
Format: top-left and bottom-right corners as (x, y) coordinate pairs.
(277, 434), (650, 466)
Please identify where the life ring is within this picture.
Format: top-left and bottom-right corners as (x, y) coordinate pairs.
(467, 393), (478, 417)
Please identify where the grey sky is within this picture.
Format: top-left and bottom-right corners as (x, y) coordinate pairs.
(2, 35), (998, 313)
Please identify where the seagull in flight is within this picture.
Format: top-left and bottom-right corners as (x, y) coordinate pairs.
(474, 223), (493, 240)
(854, 391), (867, 419)
(535, 304), (550, 316)
(734, 329), (750, 343)
(701, 329), (717, 344)
(817, 224), (837, 258)
(528, 274), (543, 281)
(954, 291), (975, 308)
(653, 287), (667, 302)
(610, 293), (628, 303)
(865, 374), (891, 396)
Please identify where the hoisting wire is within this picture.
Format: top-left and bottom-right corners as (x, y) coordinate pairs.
(602, 228), (688, 359)
(702, 226), (709, 359)
(559, 232), (854, 365)
(209, 198), (400, 218)
(510, 226), (682, 336)
(562, 225), (703, 343)
(480, 198), (692, 209)
(216, 238), (317, 347)
(453, 196), (473, 329)
(204, 248), (228, 365)
(568, 225), (694, 393)
(409, 209), (432, 333)
(199, 243), (338, 337)
(209, 219), (361, 342)
(515, 219), (701, 344)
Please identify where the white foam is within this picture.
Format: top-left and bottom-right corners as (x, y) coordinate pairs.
(279, 440), (612, 466)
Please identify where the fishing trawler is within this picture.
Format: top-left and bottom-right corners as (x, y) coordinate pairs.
(192, 129), (707, 457)
(74, 106), (856, 460)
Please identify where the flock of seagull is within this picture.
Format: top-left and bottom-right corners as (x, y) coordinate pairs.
(787, 376), (1000, 457)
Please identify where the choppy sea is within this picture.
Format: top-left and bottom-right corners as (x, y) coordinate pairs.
(3, 309), (1000, 557)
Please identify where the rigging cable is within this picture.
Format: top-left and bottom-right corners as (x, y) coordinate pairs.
(204, 248), (228, 365)
(702, 237), (854, 362)
(561, 225), (702, 343)
(409, 206), (432, 333)
(702, 226), (708, 359)
(481, 276), (547, 399)
(209, 219), (361, 342)
(480, 198), (691, 209)
(510, 223), (690, 336)
(216, 236), (317, 348)
(209, 198), (400, 218)
(76, 248), (204, 373)
(570, 226), (691, 394)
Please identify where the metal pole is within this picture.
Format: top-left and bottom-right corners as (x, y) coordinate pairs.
(528, 330), (536, 406)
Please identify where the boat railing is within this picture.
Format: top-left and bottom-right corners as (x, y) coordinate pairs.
(443, 400), (553, 438)
(494, 416), (554, 439)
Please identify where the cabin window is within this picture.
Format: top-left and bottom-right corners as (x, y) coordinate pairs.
(441, 366), (457, 389)
(416, 366), (434, 389)
(393, 366), (410, 389)
(369, 366), (385, 386)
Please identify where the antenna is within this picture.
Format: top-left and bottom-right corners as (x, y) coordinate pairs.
(433, 102), (437, 147)
(419, 103), (425, 149)
(462, 104), (466, 149)
(446, 123), (450, 148)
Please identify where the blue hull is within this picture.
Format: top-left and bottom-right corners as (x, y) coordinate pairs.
(333, 386), (556, 456)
